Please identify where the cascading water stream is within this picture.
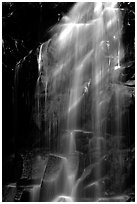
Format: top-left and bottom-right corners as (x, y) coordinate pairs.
(57, 2), (122, 201)
(36, 2), (129, 202)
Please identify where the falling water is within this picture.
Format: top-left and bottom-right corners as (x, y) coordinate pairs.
(37, 2), (129, 202)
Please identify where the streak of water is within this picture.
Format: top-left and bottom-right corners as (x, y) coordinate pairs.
(37, 2), (125, 202)
(52, 195), (73, 202)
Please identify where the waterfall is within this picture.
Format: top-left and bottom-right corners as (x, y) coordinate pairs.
(38, 2), (130, 202)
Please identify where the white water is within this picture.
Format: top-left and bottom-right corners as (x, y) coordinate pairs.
(37, 2), (124, 202)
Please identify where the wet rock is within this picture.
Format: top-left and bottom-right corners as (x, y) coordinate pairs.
(60, 130), (93, 154)
(126, 190), (135, 202)
(12, 149), (48, 202)
(75, 152), (85, 180)
(20, 184), (41, 202)
(40, 153), (79, 201)
(39, 154), (66, 201)
(2, 153), (23, 185)
(101, 148), (135, 194)
(89, 136), (106, 152)
(2, 184), (17, 202)
(82, 177), (111, 199)
(88, 150), (106, 164)
(14, 178), (43, 202)
(17, 178), (42, 187)
(75, 130), (93, 154)
(75, 156), (111, 200)
(14, 187), (24, 201)
(96, 194), (129, 202)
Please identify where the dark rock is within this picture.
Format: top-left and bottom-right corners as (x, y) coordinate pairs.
(103, 148), (135, 193)
(13, 150), (48, 202)
(89, 136), (106, 152)
(40, 153), (79, 201)
(14, 187), (24, 202)
(2, 184), (17, 202)
(75, 156), (111, 200)
(96, 195), (129, 202)
(2, 153), (23, 185)
(40, 154), (67, 201)
(20, 185), (41, 202)
(81, 177), (111, 199)
(74, 130), (93, 154)
(17, 178), (41, 187)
